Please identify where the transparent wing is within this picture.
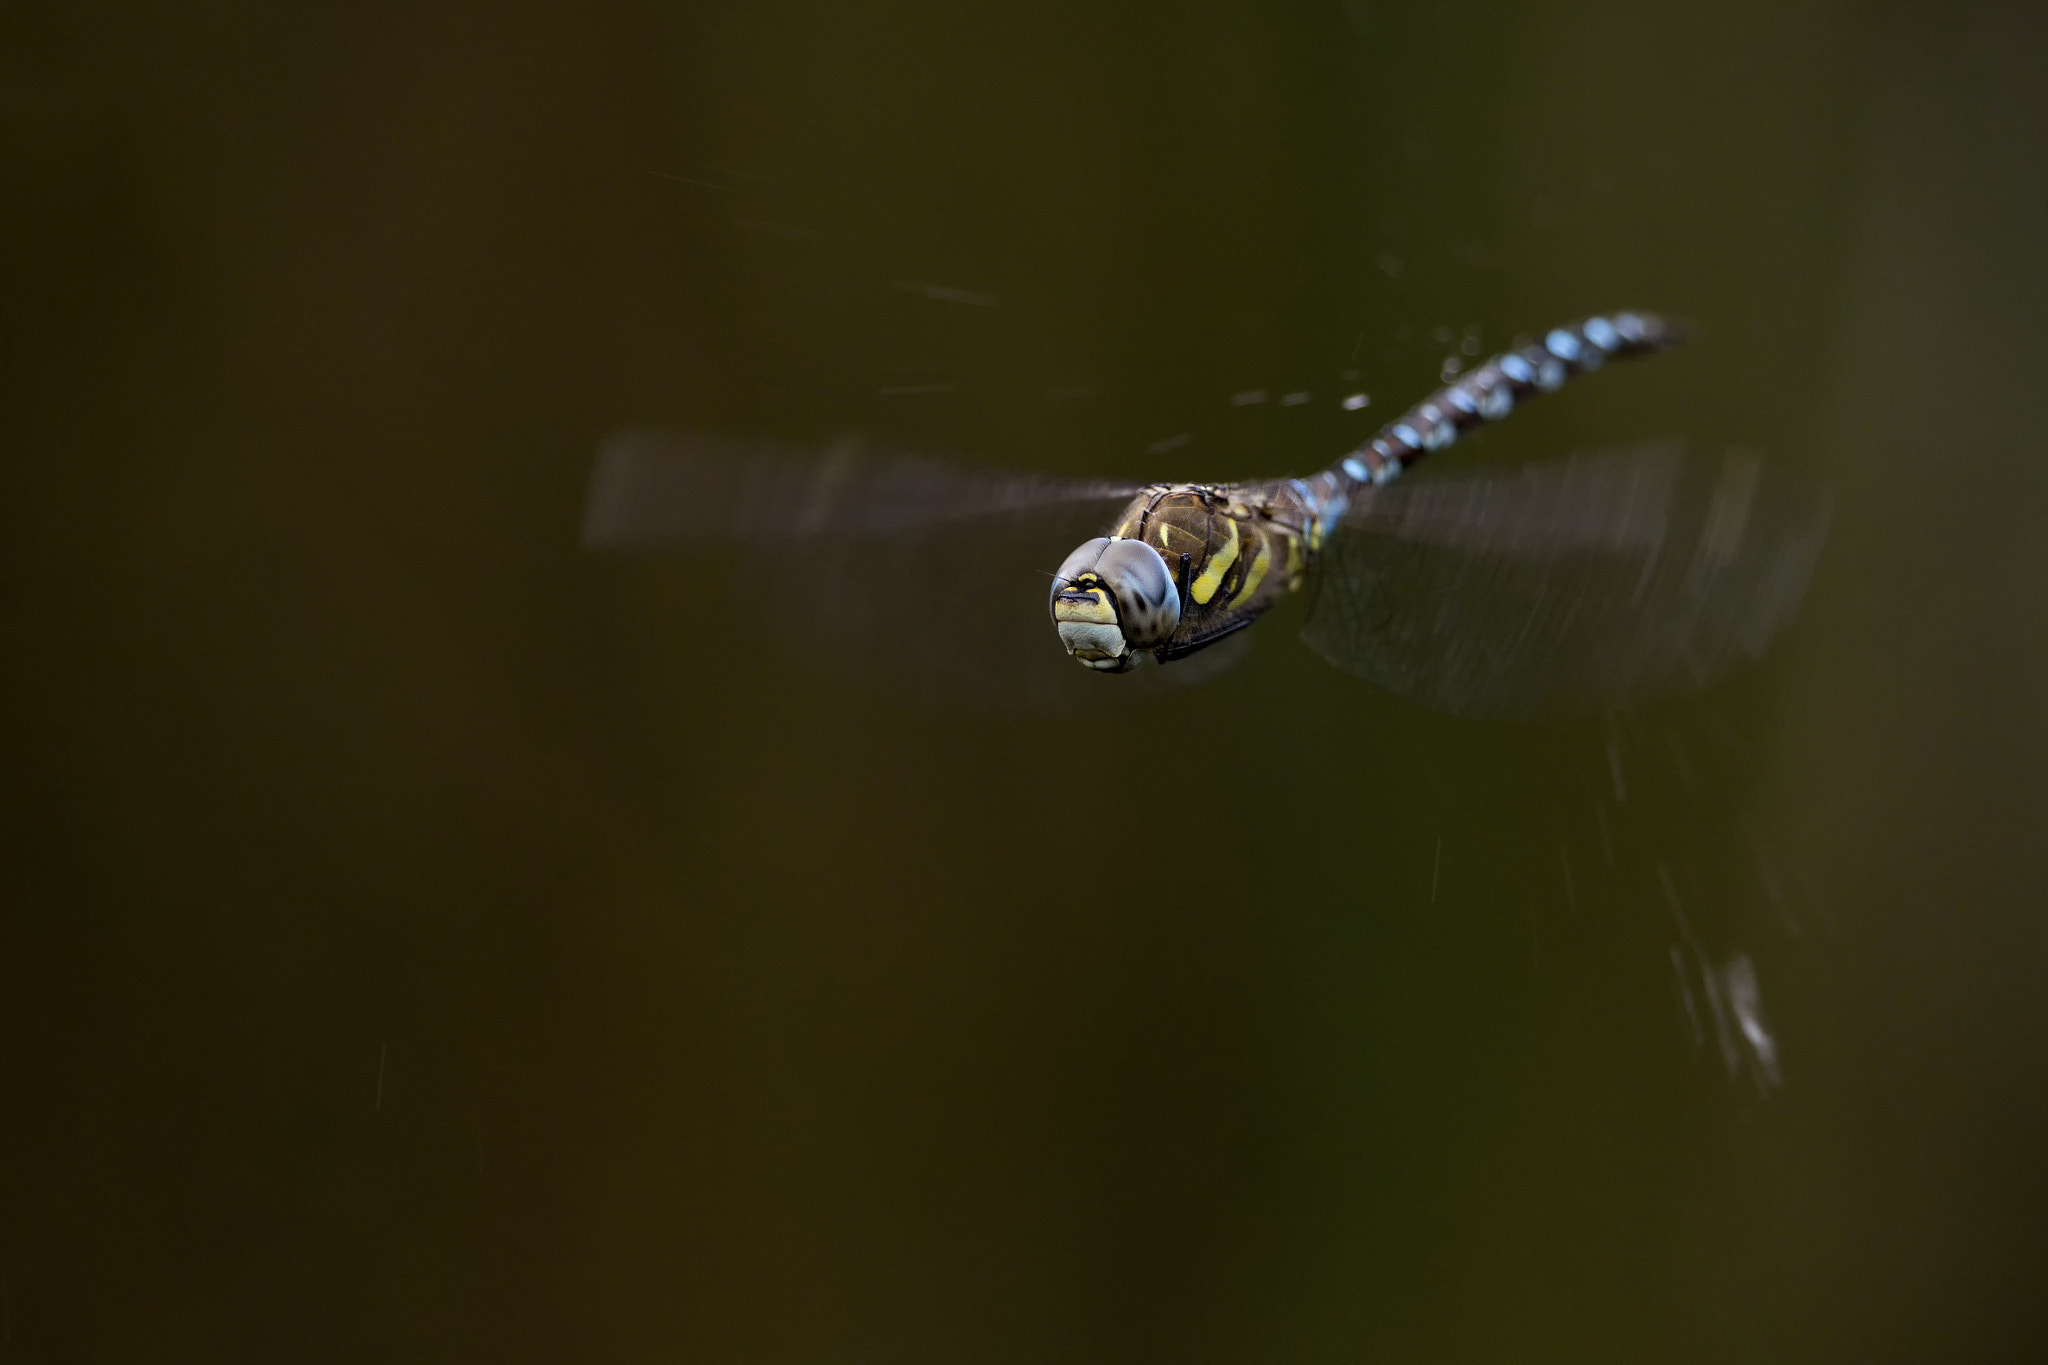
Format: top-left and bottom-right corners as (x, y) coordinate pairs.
(1300, 443), (1830, 715)
(585, 430), (1141, 547)
(584, 430), (1236, 711)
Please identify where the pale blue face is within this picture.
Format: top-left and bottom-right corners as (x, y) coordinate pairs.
(1048, 536), (1182, 671)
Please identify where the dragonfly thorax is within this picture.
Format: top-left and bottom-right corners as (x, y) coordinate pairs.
(1049, 536), (1181, 672)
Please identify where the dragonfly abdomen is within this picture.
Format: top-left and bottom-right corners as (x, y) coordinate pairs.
(1334, 312), (1682, 490)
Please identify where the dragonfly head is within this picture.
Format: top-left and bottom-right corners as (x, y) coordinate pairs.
(1049, 536), (1182, 672)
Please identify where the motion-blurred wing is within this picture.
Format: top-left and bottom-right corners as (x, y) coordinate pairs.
(586, 430), (1139, 547)
(1300, 443), (1829, 715)
(584, 430), (1215, 711)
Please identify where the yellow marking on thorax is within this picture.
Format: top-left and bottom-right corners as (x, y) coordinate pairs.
(1189, 516), (1241, 605)
(1237, 527), (1273, 603)
(1282, 526), (1306, 589)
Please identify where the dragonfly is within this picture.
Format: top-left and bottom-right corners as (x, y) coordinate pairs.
(584, 313), (1828, 715)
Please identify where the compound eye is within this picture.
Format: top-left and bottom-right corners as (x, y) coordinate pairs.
(1092, 538), (1181, 647)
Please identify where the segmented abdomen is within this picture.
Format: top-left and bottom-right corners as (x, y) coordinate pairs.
(1331, 312), (1681, 491)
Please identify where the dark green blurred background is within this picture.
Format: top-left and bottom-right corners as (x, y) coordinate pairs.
(7, 1), (2048, 1360)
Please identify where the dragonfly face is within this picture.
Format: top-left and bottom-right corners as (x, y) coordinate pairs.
(1048, 535), (1181, 671)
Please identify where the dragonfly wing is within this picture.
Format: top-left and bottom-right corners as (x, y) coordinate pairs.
(586, 430), (1142, 547)
(1300, 442), (1830, 715)
(584, 430), (1221, 711)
